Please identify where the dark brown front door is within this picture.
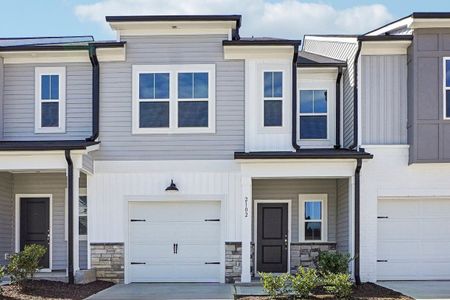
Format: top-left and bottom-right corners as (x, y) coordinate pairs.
(257, 203), (288, 273)
(20, 198), (50, 269)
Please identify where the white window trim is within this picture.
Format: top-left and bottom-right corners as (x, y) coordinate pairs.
(34, 67), (66, 133)
(132, 64), (216, 134)
(65, 188), (87, 241)
(298, 88), (330, 141)
(443, 57), (450, 120)
(262, 70), (284, 129)
(298, 194), (328, 242)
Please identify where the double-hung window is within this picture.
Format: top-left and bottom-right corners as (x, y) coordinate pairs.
(263, 71), (283, 127)
(299, 90), (328, 139)
(299, 194), (327, 242)
(35, 67), (66, 133)
(444, 58), (450, 119)
(133, 65), (215, 134)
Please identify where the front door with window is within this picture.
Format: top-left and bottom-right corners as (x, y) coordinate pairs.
(257, 203), (288, 273)
(20, 198), (50, 269)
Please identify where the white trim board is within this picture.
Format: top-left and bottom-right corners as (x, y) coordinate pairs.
(253, 199), (292, 276)
(298, 194), (328, 242)
(15, 194), (53, 272)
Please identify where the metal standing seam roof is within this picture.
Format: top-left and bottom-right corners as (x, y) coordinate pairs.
(297, 51), (346, 67)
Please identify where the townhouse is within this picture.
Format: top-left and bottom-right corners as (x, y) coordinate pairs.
(0, 12), (449, 284)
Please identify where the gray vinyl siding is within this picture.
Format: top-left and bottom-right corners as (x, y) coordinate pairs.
(0, 172), (13, 266)
(361, 55), (408, 144)
(2, 63), (92, 140)
(408, 28), (450, 163)
(252, 179), (338, 243)
(94, 35), (244, 161)
(0, 58), (4, 140)
(13, 173), (67, 270)
(336, 178), (349, 253)
(303, 38), (358, 147)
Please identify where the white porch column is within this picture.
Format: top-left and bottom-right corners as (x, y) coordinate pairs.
(241, 176), (252, 282)
(73, 167), (80, 272)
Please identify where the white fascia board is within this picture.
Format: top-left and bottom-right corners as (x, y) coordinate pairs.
(298, 67), (339, 77)
(365, 17), (413, 36)
(303, 35), (357, 44)
(0, 152), (66, 170)
(112, 21), (235, 37)
(410, 18), (450, 29)
(223, 45), (293, 60)
(97, 46), (126, 62)
(360, 40), (412, 55)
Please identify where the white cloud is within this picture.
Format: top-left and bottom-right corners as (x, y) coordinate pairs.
(74, 0), (394, 39)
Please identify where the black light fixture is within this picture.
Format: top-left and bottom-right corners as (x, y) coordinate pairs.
(165, 179), (179, 191)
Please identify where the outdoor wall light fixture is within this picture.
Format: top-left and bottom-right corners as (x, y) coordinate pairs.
(165, 179), (179, 191)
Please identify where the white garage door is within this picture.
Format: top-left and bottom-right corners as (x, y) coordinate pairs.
(377, 198), (450, 280)
(128, 201), (221, 282)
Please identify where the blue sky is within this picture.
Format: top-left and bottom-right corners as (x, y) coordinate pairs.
(1, 0), (449, 40)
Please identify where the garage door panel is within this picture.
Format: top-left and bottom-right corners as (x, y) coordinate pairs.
(130, 222), (220, 242)
(129, 263), (220, 282)
(377, 198), (450, 280)
(130, 202), (220, 222)
(130, 245), (220, 262)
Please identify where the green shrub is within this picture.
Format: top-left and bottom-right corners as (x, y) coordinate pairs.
(290, 267), (319, 299)
(322, 272), (353, 299)
(0, 265), (5, 294)
(7, 244), (46, 288)
(259, 272), (290, 299)
(316, 251), (351, 275)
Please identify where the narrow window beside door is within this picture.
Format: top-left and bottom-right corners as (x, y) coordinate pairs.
(444, 58), (450, 119)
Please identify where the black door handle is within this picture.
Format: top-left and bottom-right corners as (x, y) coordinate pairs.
(173, 243), (178, 254)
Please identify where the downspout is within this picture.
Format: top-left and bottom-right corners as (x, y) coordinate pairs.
(65, 150), (74, 284)
(354, 158), (362, 285)
(86, 44), (99, 141)
(350, 40), (362, 149)
(292, 43), (301, 151)
(334, 66), (343, 149)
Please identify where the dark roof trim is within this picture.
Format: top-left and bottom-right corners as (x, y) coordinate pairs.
(234, 149), (373, 160)
(304, 34), (359, 38)
(0, 140), (100, 151)
(297, 62), (346, 68)
(363, 15), (411, 36)
(0, 35), (94, 41)
(223, 39), (301, 46)
(0, 41), (126, 52)
(358, 35), (413, 42)
(411, 12), (450, 19)
(106, 15), (242, 27)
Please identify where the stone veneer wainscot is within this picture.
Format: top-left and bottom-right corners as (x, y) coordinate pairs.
(225, 242), (242, 283)
(90, 243), (124, 283)
(290, 242), (336, 273)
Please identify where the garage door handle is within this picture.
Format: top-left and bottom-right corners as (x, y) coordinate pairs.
(205, 219), (220, 222)
(130, 219), (146, 222)
(377, 216), (389, 219)
(205, 262), (220, 264)
(131, 262), (146, 265)
(377, 260), (388, 263)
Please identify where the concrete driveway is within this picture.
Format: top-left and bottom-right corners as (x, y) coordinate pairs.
(379, 281), (450, 300)
(87, 283), (234, 300)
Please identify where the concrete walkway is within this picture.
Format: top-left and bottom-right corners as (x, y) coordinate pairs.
(379, 281), (450, 300)
(87, 283), (234, 300)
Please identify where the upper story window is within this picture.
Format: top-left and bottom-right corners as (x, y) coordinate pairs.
(35, 67), (66, 133)
(299, 90), (328, 139)
(263, 71), (283, 127)
(133, 65), (215, 134)
(445, 58), (450, 119)
(299, 194), (327, 242)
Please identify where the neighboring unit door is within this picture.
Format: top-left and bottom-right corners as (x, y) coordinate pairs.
(377, 198), (450, 280)
(20, 197), (50, 269)
(128, 201), (221, 282)
(257, 203), (288, 273)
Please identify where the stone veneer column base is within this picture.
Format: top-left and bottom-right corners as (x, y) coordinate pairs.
(90, 243), (124, 283)
(225, 242), (242, 283)
(290, 242), (336, 273)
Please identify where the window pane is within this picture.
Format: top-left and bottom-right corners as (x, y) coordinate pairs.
(139, 73), (154, 99)
(194, 73), (208, 98)
(446, 60), (450, 87)
(79, 216), (87, 236)
(314, 90), (327, 113)
(446, 90), (450, 118)
(264, 72), (273, 98)
(79, 196), (87, 215)
(300, 90), (313, 113)
(300, 116), (327, 139)
(264, 100), (282, 126)
(41, 102), (59, 127)
(41, 75), (50, 100)
(178, 101), (208, 127)
(305, 201), (321, 220)
(154, 73), (170, 99)
(273, 72), (283, 97)
(50, 75), (59, 99)
(305, 222), (321, 241)
(139, 102), (169, 128)
(178, 73), (193, 99)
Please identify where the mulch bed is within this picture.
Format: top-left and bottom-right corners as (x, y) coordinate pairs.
(237, 283), (413, 300)
(0, 280), (114, 300)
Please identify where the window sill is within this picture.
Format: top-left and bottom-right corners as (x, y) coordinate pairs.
(35, 128), (66, 134)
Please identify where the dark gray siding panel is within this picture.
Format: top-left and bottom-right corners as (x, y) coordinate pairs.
(94, 35), (244, 160)
(336, 178), (349, 253)
(409, 28), (450, 163)
(0, 172), (13, 266)
(2, 63), (92, 140)
(361, 55), (408, 144)
(79, 240), (88, 270)
(13, 173), (67, 270)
